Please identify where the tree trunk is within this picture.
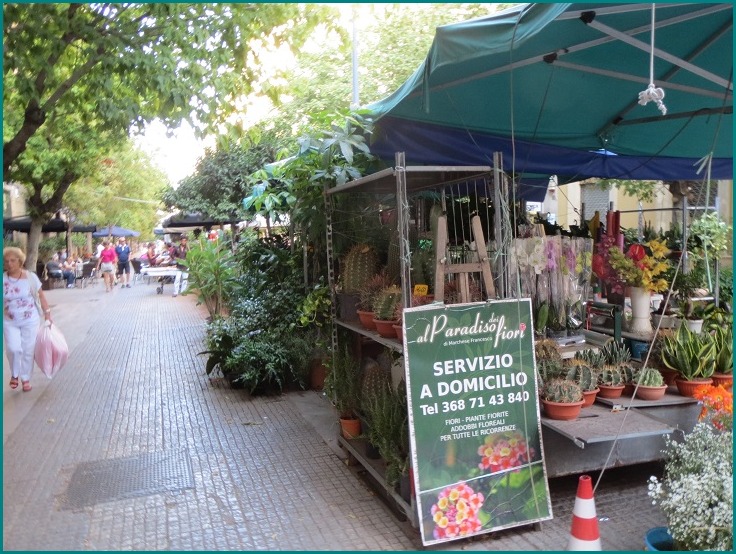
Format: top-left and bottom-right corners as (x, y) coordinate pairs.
(25, 221), (44, 275)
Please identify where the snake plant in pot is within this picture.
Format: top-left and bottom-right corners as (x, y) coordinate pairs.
(661, 324), (715, 396)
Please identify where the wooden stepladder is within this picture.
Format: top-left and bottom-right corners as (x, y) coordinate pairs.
(434, 214), (495, 303)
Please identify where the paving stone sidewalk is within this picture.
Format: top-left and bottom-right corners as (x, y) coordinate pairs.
(3, 281), (667, 550)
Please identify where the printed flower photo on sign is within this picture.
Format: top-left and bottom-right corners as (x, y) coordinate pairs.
(430, 482), (485, 540)
(477, 430), (538, 474)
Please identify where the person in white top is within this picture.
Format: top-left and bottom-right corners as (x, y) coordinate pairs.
(3, 246), (52, 392)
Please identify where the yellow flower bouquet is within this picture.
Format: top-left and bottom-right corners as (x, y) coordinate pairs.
(607, 239), (671, 293)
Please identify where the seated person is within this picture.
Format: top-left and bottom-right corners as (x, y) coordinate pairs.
(140, 242), (158, 267)
(46, 254), (76, 288)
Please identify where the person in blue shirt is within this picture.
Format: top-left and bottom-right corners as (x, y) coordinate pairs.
(114, 237), (132, 288)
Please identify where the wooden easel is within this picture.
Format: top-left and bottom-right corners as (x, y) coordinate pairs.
(433, 214), (495, 302)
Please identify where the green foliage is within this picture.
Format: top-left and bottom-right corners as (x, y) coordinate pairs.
(224, 329), (311, 395)
(711, 327), (733, 375)
(598, 179), (659, 202)
(688, 212), (732, 255)
(542, 378), (583, 403)
(183, 236), (239, 319)
(363, 380), (409, 487)
(163, 138), (280, 219)
(324, 344), (362, 418)
(200, 316), (240, 378)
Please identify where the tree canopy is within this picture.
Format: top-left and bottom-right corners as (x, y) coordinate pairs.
(3, 2), (335, 270)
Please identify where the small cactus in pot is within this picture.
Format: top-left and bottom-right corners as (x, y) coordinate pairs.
(373, 285), (402, 321)
(635, 367), (665, 387)
(542, 378), (583, 403)
(541, 378), (584, 420)
(564, 358), (599, 392)
(633, 366), (668, 400)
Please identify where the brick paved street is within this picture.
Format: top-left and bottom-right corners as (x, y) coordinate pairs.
(3, 280), (667, 550)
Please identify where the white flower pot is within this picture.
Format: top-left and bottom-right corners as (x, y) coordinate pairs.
(628, 286), (653, 335)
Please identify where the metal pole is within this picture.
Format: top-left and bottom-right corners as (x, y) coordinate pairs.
(396, 152), (411, 308)
(351, 5), (359, 109)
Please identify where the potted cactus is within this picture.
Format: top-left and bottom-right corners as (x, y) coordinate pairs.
(633, 367), (668, 401)
(356, 270), (392, 330)
(597, 341), (630, 398)
(534, 339), (565, 390)
(372, 285), (402, 338)
(565, 354), (600, 407)
(597, 365), (626, 398)
(338, 243), (380, 321)
(540, 378), (584, 420)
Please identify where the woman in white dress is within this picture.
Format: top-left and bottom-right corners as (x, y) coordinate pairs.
(3, 247), (52, 391)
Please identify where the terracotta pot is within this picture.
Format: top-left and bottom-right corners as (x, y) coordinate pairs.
(393, 324), (403, 341)
(582, 388), (599, 408)
(635, 384), (668, 401)
(658, 368), (679, 386)
(541, 399), (584, 421)
(339, 416), (361, 440)
(711, 372), (733, 389)
(675, 377), (713, 397)
(622, 383), (636, 396)
(373, 318), (400, 338)
(356, 310), (377, 330)
(309, 359), (328, 391)
(597, 384), (625, 399)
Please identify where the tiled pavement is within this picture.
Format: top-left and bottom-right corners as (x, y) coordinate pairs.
(3, 279), (667, 551)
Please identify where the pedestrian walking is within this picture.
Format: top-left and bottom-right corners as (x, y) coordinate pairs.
(172, 236), (190, 297)
(96, 241), (118, 292)
(115, 237), (132, 288)
(3, 246), (52, 392)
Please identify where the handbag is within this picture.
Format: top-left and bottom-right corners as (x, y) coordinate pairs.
(34, 321), (69, 379)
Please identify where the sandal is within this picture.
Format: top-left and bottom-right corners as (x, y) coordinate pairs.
(21, 381), (31, 392)
(9, 377), (18, 389)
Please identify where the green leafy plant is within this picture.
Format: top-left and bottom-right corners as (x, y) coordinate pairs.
(184, 235), (238, 318)
(712, 326), (733, 375)
(224, 329), (310, 394)
(324, 344), (361, 419)
(363, 380), (409, 487)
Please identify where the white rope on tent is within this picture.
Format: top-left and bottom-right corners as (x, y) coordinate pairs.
(637, 4), (668, 115)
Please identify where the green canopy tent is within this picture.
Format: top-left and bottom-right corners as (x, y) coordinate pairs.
(367, 2), (732, 192)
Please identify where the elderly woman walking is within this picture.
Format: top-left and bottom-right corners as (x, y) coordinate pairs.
(3, 246), (52, 392)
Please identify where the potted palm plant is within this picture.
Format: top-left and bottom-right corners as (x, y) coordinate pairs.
(661, 324), (715, 397)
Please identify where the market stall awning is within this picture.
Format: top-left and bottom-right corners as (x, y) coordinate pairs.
(92, 225), (140, 238)
(367, 3), (732, 185)
(3, 216), (97, 234)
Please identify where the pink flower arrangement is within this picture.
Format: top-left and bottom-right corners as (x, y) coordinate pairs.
(477, 431), (536, 473)
(430, 482), (485, 540)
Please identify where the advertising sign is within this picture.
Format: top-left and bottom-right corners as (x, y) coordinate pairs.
(403, 299), (553, 546)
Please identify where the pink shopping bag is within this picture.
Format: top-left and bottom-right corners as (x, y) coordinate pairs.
(34, 321), (69, 379)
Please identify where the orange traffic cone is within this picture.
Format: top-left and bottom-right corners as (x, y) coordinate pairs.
(567, 474), (601, 550)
